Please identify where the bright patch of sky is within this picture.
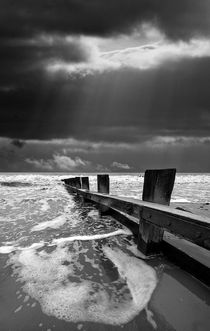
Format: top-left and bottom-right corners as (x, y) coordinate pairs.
(46, 25), (210, 76)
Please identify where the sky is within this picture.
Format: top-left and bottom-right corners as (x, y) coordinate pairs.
(0, 0), (210, 172)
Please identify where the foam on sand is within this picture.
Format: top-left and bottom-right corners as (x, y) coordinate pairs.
(52, 228), (132, 245)
(31, 215), (67, 232)
(126, 243), (147, 259)
(8, 241), (157, 325)
(87, 210), (99, 218)
(103, 247), (157, 307)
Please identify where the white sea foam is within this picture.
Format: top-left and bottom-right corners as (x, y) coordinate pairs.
(0, 215), (15, 223)
(0, 242), (45, 254)
(21, 242), (45, 250)
(171, 198), (191, 203)
(87, 210), (99, 218)
(0, 229), (131, 255)
(8, 243), (157, 325)
(0, 246), (16, 254)
(103, 247), (157, 308)
(40, 199), (50, 212)
(0, 216), (6, 222)
(145, 306), (157, 329)
(126, 244), (147, 259)
(31, 215), (67, 232)
(14, 305), (23, 313)
(51, 229), (132, 245)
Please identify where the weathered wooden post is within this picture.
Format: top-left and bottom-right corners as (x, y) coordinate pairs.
(97, 174), (110, 214)
(142, 168), (176, 206)
(138, 168), (176, 255)
(75, 177), (81, 189)
(81, 177), (90, 190)
(97, 174), (110, 194)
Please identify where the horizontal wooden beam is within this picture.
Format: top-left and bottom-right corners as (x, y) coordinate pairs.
(66, 185), (210, 250)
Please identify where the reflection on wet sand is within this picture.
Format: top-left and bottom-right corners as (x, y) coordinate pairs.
(150, 268), (210, 331)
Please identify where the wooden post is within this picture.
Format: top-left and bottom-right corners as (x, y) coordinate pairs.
(97, 174), (110, 214)
(138, 168), (176, 255)
(81, 177), (90, 190)
(97, 174), (110, 194)
(138, 216), (164, 255)
(142, 168), (176, 206)
(75, 177), (81, 189)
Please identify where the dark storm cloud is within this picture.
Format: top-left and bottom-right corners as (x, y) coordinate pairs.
(0, 37), (90, 87)
(0, 0), (210, 147)
(0, 34), (93, 138)
(0, 0), (210, 40)
(1, 57), (210, 141)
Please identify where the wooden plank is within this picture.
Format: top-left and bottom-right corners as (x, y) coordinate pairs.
(97, 175), (109, 194)
(164, 232), (210, 268)
(143, 168), (176, 206)
(81, 177), (90, 190)
(162, 239), (210, 286)
(63, 186), (210, 250)
(142, 206), (210, 249)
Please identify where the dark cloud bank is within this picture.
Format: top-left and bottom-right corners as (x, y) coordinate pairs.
(1, 0), (210, 39)
(0, 0), (210, 171)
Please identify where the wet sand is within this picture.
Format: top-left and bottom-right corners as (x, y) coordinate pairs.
(171, 202), (210, 219)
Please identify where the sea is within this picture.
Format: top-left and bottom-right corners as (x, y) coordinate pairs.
(0, 173), (209, 331)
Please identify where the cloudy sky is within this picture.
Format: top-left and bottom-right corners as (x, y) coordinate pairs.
(0, 0), (210, 172)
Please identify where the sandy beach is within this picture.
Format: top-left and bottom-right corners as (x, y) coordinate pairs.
(172, 202), (210, 218)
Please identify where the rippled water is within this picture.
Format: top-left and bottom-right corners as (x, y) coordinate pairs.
(0, 173), (209, 331)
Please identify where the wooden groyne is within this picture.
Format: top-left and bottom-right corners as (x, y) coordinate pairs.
(62, 169), (210, 284)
